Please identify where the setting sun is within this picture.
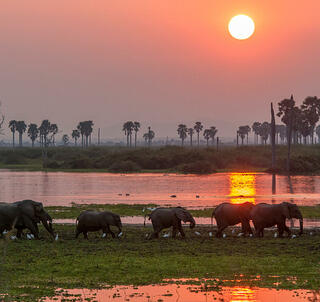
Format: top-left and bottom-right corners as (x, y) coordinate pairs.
(228, 14), (255, 40)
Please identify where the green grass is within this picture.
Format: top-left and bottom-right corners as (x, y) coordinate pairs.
(47, 204), (320, 220)
(0, 225), (320, 301)
(1, 145), (320, 174)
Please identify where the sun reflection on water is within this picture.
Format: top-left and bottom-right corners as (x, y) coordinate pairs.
(229, 173), (256, 204)
(230, 287), (256, 302)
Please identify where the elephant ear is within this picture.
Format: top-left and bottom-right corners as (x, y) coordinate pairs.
(174, 207), (194, 223)
(281, 203), (291, 219)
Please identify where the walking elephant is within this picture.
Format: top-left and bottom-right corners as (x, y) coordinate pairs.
(251, 202), (303, 237)
(0, 199), (54, 239)
(147, 207), (195, 239)
(212, 202), (255, 238)
(75, 210), (122, 239)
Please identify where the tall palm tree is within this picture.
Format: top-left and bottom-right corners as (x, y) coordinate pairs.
(39, 120), (51, 147)
(187, 128), (194, 146)
(316, 125), (320, 144)
(194, 122), (203, 147)
(84, 121), (94, 147)
(72, 129), (80, 146)
(301, 96), (320, 144)
(77, 122), (86, 148)
(16, 121), (27, 147)
(259, 122), (271, 145)
(122, 121), (134, 147)
(133, 121), (140, 148)
(27, 123), (39, 147)
(252, 122), (261, 144)
(143, 126), (155, 147)
(9, 120), (17, 148)
(50, 123), (58, 146)
(177, 124), (188, 146)
(209, 126), (218, 145)
(203, 129), (211, 146)
(238, 125), (250, 145)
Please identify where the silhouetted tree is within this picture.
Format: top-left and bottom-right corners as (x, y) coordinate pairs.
(27, 123), (39, 147)
(0, 102), (4, 135)
(123, 121), (134, 147)
(194, 122), (203, 147)
(72, 129), (80, 146)
(177, 124), (188, 146)
(203, 129), (211, 146)
(143, 126), (155, 147)
(238, 125), (250, 145)
(187, 128), (194, 146)
(133, 121), (140, 148)
(62, 134), (69, 146)
(259, 122), (271, 145)
(39, 120), (51, 147)
(209, 126), (218, 145)
(77, 122), (86, 148)
(316, 125), (320, 144)
(252, 122), (261, 144)
(16, 121), (27, 147)
(278, 125), (287, 144)
(50, 123), (58, 146)
(301, 96), (320, 144)
(84, 121), (94, 147)
(9, 120), (17, 148)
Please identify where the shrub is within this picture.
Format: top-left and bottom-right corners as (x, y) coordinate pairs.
(2, 153), (27, 164)
(176, 161), (216, 174)
(109, 160), (141, 172)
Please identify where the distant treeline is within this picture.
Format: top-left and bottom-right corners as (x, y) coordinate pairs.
(0, 145), (320, 174)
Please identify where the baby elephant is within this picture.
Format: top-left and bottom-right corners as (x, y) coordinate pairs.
(75, 210), (122, 239)
(148, 207), (195, 239)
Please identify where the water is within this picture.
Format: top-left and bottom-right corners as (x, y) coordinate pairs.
(45, 283), (320, 302)
(0, 171), (320, 207)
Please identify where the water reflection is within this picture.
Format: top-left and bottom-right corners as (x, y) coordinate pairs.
(45, 284), (319, 302)
(229, 173), (256, 204)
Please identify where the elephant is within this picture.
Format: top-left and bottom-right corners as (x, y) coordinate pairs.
(211, 202), (255, 238)
(147, 207), (195, 239)
(75, 210), (122, 239)
(251, 202), (303, 237)
(0, 199), (54, 239)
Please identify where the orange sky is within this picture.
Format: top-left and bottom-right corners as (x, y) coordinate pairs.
(1, 1), (320, 140)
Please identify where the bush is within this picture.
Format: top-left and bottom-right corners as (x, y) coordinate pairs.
(2, 153), (27, 164)
(176, 161), (216, 174)
(47, 160), (61, 169)
(64, 157), (94, 169)
(108, 160), (141, 172)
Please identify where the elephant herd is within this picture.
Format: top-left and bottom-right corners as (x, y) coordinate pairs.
(0, 200), (303, 241)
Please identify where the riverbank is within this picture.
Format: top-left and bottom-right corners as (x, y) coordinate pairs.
(0, 145), (320, 174)
(1, 225), (319, 301)
(46, 203), (320, 219)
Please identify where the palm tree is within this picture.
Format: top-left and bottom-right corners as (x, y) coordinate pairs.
(259, 122), (271, 145)
(252, 122), (261, 144)
(238, 125), (250, 145)
(133, 121), (140, 148)
(316, 125), (320, 144)
(27, 123), (39, 147)
(203, 129), (211, 146)
(209, 126), (218, 145)
(278, 124), (287, 144)
(194, 122), (203, 147)
(84, 120), (94, 147)
(122, 121), (134, 147)
(177, 124), (188, 146)
(16, 121), (27, 147)
(143, 126), (155, 147)
(77, 122), (86, 148)
(50, 123), (58, 146)
(72, 129), (80, 146)
(301, 96), (320, 144)
(39, 120), (51, 147)
(9, 120), (17, 148)
(187, 128), (194, 146)
(62, 134), (69, 146)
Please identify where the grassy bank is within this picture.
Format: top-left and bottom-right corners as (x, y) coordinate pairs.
(47, 203), (320, 220)
(1, 145), (320, 174)
(0, 225), (319, 301)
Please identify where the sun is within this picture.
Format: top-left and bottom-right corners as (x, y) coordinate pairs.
(228, 15), (255, 40)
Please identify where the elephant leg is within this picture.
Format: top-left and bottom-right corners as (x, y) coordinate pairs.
(16, 228), (23, 238)
(106, 225), (115, 238)
(241, 220), (252, 236)
(277, 224), (284, 238)
(172, 227), (177, 238)
(177, 221), (185, 238)
(216, 223), (228, 238)
(83, 232), (88, 239)
(283, 224), (291, 237)
(75, 229), (81, 239)
(23, 218), (40, 239)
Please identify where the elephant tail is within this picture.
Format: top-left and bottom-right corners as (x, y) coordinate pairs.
(211, 208), (215, 226)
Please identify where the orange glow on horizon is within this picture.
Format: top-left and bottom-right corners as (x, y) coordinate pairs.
(229, 173), (256, 204)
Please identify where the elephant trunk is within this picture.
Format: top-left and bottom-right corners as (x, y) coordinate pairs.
(211, 209), (215, 226)
(41, 214), (55, 238)
(189, 218), (196, 229)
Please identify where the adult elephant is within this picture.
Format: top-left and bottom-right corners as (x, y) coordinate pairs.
(251, 202), (303, 237)
(211, 202), (255, 238)
(0, 200), (54, 239)
(147, 207), (195, 239)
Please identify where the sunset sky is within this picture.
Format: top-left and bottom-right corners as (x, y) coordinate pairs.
(1, 1), (320, 140)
